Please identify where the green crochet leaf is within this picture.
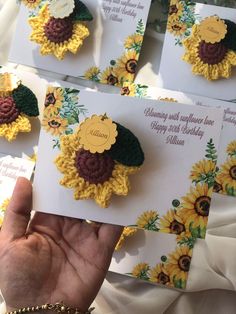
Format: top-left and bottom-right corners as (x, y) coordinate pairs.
(108, 123), (144, 167)
(71, 0), (93, 22)
(12, 84), (39, 117)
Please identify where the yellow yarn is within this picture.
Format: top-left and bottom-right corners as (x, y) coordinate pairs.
(29, 4), (90, 60)
(183, 24), (236, 80)
(55, 131), (140, 208)
(115, 227), (138, 251)
(0, 198), (10, 227)
(0, 114), (31, 142)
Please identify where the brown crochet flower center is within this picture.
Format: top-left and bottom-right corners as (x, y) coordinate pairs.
(0, 96), (20, 124)
(75, 149), (115, 184)
(198, 41), (228, 65)
(44, 17), (73, 43)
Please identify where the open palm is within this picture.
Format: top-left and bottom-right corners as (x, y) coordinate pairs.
(0, 178), (122, 312)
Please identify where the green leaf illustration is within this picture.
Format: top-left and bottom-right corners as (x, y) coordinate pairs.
(225, 184), (236, 197)
(177, 236), (196, 249)
(205, 139), (218, 162)
(12, 84), (39, 117)
(136, 19), (145, 35)
(71, 0), (93, 22)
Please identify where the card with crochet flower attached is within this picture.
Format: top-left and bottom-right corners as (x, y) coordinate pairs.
(0, 67), (47, 158)
(121, 83), (236, 198)
(0, 154), (35, 227)
(110, 228), (194, 289)
(34, 85), (223, 239)
(10, 0), (151, 87)
(159, 1), (236, 100)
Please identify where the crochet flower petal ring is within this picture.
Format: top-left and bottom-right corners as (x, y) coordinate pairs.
(183, 16), (236, 80)
(0, 73), (39, 142)
(28, 1), (93, 60)
(55, 115), (145, 208)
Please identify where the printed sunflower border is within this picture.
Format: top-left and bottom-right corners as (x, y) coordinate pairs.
(128, 240), (193, 289)
(215, 141), (236, 196)
(167, 0), (199, 47)
(42, 86), (88, 149)
(81, 19), (145, 87)
(131, 139), (218, 239)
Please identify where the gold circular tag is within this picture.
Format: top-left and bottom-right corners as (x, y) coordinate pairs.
(78, 115), (118, 154)
(0, 73), (21, 97)
(198, 16), (227, 44)
(49, 0), (75, 19)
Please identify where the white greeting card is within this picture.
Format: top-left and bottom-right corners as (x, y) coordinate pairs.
(0, 154), (35, 225)
(159, 1), (236, 100)
(10, 0), (151, 86)
(33, 85), (223, 240)
(110, 229), (194, 290)
(121, 83), (236, 198)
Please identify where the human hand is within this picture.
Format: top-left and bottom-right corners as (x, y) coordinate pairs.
(0, 177), (123, 312)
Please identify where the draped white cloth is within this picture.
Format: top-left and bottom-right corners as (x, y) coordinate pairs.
(0, 1), (236, 313)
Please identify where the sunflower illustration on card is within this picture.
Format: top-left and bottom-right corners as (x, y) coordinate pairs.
(34, 85), (223, 241)
(10, 0), (152, 86)
(159, 1), (236, 101)
(110, 229), (194, 290)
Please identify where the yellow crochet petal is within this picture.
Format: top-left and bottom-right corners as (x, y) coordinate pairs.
(0, 115), (31, 142)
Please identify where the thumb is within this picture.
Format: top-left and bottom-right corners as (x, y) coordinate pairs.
(1, 177), (32, 242)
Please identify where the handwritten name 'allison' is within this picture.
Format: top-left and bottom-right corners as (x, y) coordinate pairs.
(166, 135), (185, 146)
(90, 129), (108, 139)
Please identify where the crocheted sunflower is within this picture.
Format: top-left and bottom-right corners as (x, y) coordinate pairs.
(55, 120), (144, 208)
(0, 73), (39, 141)
(183, 19), (236, 80)
(28, 0), (93, 60)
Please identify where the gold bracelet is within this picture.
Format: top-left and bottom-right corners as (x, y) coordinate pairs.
(6, 302), (95, 314)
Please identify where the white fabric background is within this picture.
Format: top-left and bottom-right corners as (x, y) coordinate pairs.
(1, 1), (236, 313)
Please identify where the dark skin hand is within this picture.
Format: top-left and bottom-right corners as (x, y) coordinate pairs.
(0, 177), (123, 312)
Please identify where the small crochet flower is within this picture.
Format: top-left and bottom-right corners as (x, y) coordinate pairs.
(0, 73), (39, 141)
(183, 24), (236, 80)
(0, 198), (10, 227)
(55, 120), (144, 208)
(29, 1), (93, 60)
(115, 227), (138, 251)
